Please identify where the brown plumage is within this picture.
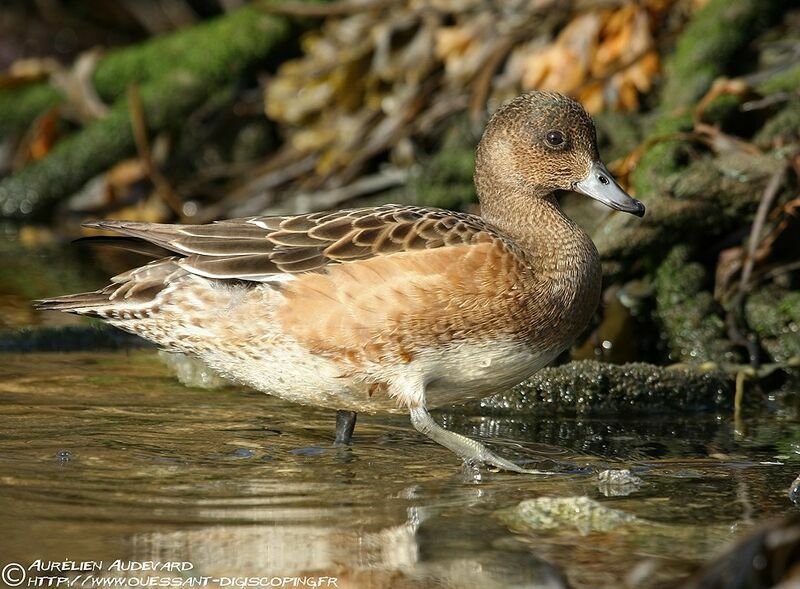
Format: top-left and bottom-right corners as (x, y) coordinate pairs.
(78, 205), (498, 280)
(35, 92), (644, 472)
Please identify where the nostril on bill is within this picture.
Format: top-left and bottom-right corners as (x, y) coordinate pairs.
(598, 175), (609, 185)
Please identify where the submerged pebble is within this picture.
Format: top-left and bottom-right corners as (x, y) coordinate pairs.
(597, 469), (643, 497)
(290, 447), (329, 456)
(498, 496), (639, 535)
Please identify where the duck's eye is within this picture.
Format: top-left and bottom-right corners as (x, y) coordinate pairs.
(546, 130), (565, 147)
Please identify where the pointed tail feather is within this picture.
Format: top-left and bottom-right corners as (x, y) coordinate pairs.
(81, 220), (186, 254)
(34, 258), (181, 317)
(33, 290), (113, 317)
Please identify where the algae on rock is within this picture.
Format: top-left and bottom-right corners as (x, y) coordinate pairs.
(654, 246), (738, 364)
(498, 496), (639, 536)
(473, 359), (731, 416)
(745, 287), (800, 363)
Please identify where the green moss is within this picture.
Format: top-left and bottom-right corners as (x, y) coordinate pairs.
(654, 246), (738, 363)
(0, 6), (291, 138)
(669, 151), (780, 212)
(92, 6), (284, 102)
(756, 62), (800, 96)
(630, 0), (788, 208)
(0, 6), (292, 219)
(414, 121), (477, 210)
(599, 150), (782, 269)
(660, 0), (789, 112)
(469, 359), (731, 416)
(0, 106), (135, 217)
(745, 287), (800, 362)
(699, 93), (742, 126)
(0, 83), (64, 138)
(755, 99), (800, 149)
(631, 113), (693, 198)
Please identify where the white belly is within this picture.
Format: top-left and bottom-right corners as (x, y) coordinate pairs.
(196, 336), (557, 414)
(419, 340), (558, 408)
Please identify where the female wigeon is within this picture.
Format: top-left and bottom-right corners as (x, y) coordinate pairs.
(36, 92), (644, 473)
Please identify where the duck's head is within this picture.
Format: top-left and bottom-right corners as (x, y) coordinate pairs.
(475, 91), (645, 217)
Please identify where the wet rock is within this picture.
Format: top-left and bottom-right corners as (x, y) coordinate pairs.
(233, 448), (256, 458)
(472, 360), (731, 416)
(498, 496), (639, 535)
(597, 469), (643, 497)
(290, 447), (329, 456)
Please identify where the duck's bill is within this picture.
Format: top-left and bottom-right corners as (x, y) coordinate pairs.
(575, 161), (645, 217)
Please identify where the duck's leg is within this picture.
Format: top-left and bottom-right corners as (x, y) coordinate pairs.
(409, 406), (552, 475)
(334, 410), (357, 446)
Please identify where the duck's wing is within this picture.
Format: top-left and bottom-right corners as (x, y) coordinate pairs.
(82, 204), (509, 282)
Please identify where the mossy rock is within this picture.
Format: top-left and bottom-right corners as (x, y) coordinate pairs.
(0, 6), (293, 219)
(631, 113), (694, 198)
(498, 496), (639, 535)
(659, 0), (790, 112)
(0, 6), (291, 139)
(756, 62), (800, 96)
(745, 286), (800, 363)
(654, 246), (738, 364)
(470, 360), (731, 416)
(755, 99), (800, 149)
(598, 152), (783, 274)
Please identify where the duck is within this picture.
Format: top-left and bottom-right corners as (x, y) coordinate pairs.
(35, 91), (644, 473)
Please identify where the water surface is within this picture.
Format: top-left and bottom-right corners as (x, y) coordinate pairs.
(1, 350), (798, 588)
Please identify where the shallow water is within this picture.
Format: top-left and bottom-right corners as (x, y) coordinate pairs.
(0, 350), (798, 589)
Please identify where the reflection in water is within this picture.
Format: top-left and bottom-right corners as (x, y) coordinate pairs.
(131, 508), (568, 588)
(0, 351), (798, 588)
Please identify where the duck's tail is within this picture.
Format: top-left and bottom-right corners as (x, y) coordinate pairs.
(33, 257), (184, 318)
(33, 289), (116, 317)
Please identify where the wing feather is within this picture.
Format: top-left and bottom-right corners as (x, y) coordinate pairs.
(82, 205), (510, 283)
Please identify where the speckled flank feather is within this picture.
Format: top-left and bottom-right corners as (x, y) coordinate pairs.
(36, 92), (611, 415)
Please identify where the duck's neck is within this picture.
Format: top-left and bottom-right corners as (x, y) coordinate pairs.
(479, 186), (598, 278)
(479, 184), (603, 348)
